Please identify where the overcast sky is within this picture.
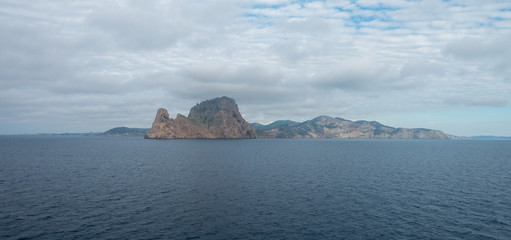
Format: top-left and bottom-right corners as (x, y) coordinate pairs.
(1, 0), (510, 136)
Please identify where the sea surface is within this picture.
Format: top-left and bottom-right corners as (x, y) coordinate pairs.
(1, 136), (510, 239)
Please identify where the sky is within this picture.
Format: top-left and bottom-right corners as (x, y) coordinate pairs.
(1, 0), (510, 136)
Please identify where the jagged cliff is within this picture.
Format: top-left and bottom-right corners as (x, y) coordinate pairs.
(255, 116), (448, 139)
(145, 97), (256, 139)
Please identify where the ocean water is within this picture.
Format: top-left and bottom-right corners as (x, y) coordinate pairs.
(1, 136), (510, 240)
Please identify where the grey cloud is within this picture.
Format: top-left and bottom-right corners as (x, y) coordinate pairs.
(270, 41), (310, 63)
(400, 59), (444, 77)
(444, 35), (511, 81)
(143, 63), (305, 105)
(0, 86), (168, 132)
(495, 60), (511, 82)
(0, 19), (139, 95)
(444, 37), (508, 60)
(87, 0), (243, 51)
(189, 0), (242, 27)
(87, 4), (182, 51)
(179, 63), (283, 85)
(443, 96), (509, 107)
(269, 38), (332, 64)
(49, 73), (136, 95)
(315, 59), (398, 91)
(0, 20), (77, 88)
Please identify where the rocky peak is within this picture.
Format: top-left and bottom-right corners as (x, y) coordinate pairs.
(188, 97), (237, 126)
(155, 108), (170, 122)
(145, 97), (256, 139)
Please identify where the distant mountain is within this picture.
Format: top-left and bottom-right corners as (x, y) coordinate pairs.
(103, 127), (149, 136)
(255, 116), (448, 139)
(251, 120), (300, 131)
(145, 97), (256, 139)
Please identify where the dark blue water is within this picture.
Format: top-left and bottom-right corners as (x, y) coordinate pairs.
(1, 136), (510, 239)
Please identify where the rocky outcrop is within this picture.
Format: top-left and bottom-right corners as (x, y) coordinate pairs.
(145, 97), (256, 139)
(254, 116), (448, 139)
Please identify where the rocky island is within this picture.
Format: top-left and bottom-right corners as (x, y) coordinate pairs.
(145, 97), (256, 139)
(145, 96), (448, 139)
(254, 116), (448, 139)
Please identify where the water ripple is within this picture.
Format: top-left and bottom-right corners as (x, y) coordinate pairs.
(1, 136), (510, 239)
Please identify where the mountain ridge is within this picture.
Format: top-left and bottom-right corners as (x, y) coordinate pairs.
(252, 116), (448, 139)
(103, 127), (149, 136)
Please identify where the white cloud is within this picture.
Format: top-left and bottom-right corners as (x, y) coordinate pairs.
(1, 0), (511, 135)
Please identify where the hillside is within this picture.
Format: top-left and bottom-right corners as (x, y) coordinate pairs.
(253, 116), (448, 139)
(103, 127), (149, 136)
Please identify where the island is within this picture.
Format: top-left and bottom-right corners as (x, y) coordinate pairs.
(253, 116), (448, 139)
(145, 96), (448, 139)
(145, 97), (256, 139)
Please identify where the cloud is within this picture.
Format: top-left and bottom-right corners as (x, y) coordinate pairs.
(400, 59), (444, 77)
(49, 72), (137, 95)
(315, 58), (399, 91)
(444, 35), (511, 81)
(443, 96), (509, 108)
(444, 36), (509, 60)
(0, 19), (77, 89)
(87, 0), (245, 51)
(1, 0), (511, 135)
(143, 62), (306, 106)
(87, 2), (183, 50)
(178, 63), (283, 85)
(275, 16), (333, 33)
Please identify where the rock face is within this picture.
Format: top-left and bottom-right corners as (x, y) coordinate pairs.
(145, 97), (256, 139)
(255, 116), (448, 139)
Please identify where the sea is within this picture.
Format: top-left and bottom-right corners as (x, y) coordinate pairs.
(1, 136), (510, 240)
